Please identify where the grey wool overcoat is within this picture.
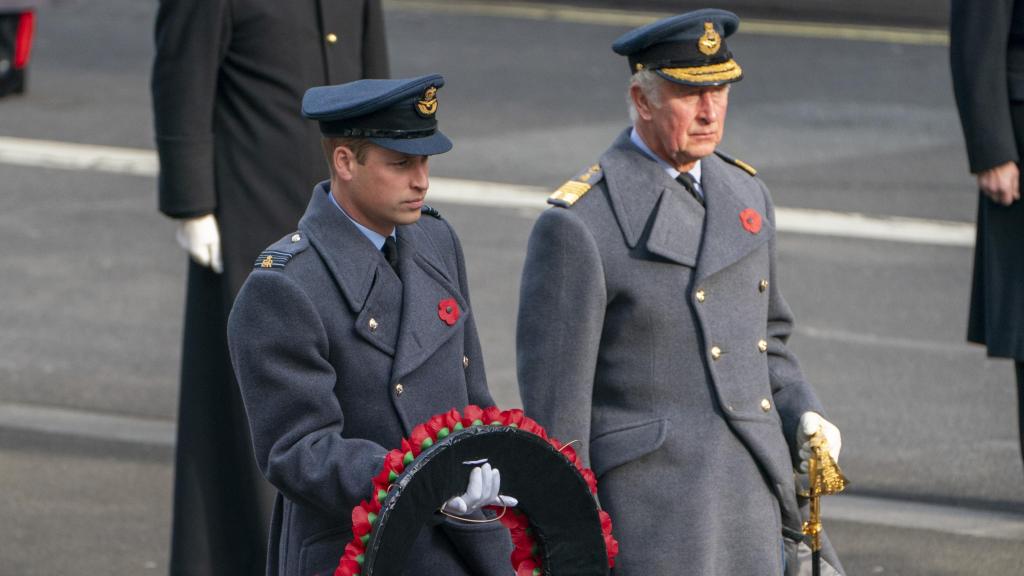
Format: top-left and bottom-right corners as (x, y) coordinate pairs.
(228, 183), (513, 576)
(517, 130), (843, 575)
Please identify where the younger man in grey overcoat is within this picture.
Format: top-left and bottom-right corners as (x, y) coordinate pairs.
(517, 10), (844, 575)
(228, 75), (512, 576)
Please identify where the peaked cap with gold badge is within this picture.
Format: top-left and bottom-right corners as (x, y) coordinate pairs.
(612, 8), (743, 86)
(302, 73), (452, 156)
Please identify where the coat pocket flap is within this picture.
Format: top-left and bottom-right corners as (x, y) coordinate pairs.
(589, 418), (670, 478)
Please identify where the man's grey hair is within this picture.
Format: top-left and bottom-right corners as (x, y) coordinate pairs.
(627, 69), (665, 123)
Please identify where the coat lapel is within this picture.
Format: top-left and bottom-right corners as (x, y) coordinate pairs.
(389, 223), (467, 384)
(694, 154), (774, 282)
(299, 182), (402, 356)
(603, 129), (705, 266)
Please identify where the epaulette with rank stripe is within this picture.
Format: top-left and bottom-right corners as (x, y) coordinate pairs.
(548, 163), (603, 207)
(254, 250), (294, 270)
(714, 150), (757, 176)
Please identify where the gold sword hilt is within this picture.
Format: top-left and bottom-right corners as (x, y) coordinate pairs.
(800, 430), (849, 552)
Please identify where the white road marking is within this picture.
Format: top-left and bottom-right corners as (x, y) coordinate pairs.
(0, 136), (975, 246)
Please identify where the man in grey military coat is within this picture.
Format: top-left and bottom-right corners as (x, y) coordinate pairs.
(517, 10), (844, 575)
(228, 75), (513, 576)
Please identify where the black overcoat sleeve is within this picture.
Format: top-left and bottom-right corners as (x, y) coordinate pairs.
(151, 0), (229, 218)
(361, 0), (389, 78)
(950, 0), (1019, 173)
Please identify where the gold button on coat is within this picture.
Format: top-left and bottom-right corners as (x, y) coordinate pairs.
(394, 383), (404, 396)
(695, 289), (706, 303)
(757, 339), (768, 353)
(760, 398), (771, 412)
(368, 318), (378, 332)
(710, 346), (722, 360)
(326, 33), (338, 44)
(759, 279), (769, 292)
(463, 355), (470, 369)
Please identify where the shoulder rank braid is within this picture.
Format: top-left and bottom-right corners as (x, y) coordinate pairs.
(548, 164), (604, 208)
(421, 204), (442, 219)
(254, 250), (294, 270)
(714, 150), (757, 176)
(253, 231), (309, 270)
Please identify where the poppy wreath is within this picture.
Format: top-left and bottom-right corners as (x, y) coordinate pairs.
(335, 405), (619, 576)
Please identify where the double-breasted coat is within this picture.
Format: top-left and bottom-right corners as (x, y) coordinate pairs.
(228, 183), (512, 576)
(951, 0), (1024, 361)
(517, 130), (843, 575)
(151, 1), (388, 572)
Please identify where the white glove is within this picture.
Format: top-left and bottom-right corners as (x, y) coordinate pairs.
(442, 463), (518, 515)
(175, 214), (223, 274)
(797, 411), (842, 473)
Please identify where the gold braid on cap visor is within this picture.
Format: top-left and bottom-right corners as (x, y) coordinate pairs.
(659, 59), (742, 83)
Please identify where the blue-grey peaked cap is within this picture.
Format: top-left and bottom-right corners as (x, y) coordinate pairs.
(612, 9), (742, 86)
(302, 74), (453, 156)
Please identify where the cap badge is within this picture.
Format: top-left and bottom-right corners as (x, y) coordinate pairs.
(416, 86), (439, 118)
(698, 22), (721, 56)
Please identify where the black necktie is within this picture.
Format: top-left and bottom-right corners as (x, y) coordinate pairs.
(382, 236), (400, 276)
(676, 172), (704, 206)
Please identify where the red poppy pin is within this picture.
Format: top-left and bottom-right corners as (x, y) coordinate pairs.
(739, 208), (762, 234)
(438, 298), (459, 326)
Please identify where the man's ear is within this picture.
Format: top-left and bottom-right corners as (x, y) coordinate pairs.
(631, 84), (654, 121)
(333, 145), (357, 181)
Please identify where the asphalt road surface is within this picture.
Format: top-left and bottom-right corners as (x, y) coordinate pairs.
(0, 1), (1022, 574)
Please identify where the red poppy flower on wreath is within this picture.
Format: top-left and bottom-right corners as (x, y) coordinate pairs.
(739, 208), (762, 234)
(437, 298), (459, 325)
(333, 405), (619, 576)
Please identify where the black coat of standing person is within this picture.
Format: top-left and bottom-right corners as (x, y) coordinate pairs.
(150, 1), (389, 573)
(951, 0), (1024, 468)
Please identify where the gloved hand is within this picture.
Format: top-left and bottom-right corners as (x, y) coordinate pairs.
(442, 462), (518, 515)
(797, 411), (842, 473)
(175, 214), (223, 273)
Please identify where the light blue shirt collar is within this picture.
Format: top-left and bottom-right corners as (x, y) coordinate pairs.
(328, 189), (394, 250)
(630, 127), (702, 190)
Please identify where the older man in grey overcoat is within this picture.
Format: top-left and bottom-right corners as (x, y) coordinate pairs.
(229, 75), (513, 575)
(517, 10), (844, 575)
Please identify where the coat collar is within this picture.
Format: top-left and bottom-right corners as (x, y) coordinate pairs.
(601, 130), (773, 278)
(299, 182), (379, 313)
(693, 153), (773, 281)
(389, 221), (467, 384)
(299, 182), (465, 381)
